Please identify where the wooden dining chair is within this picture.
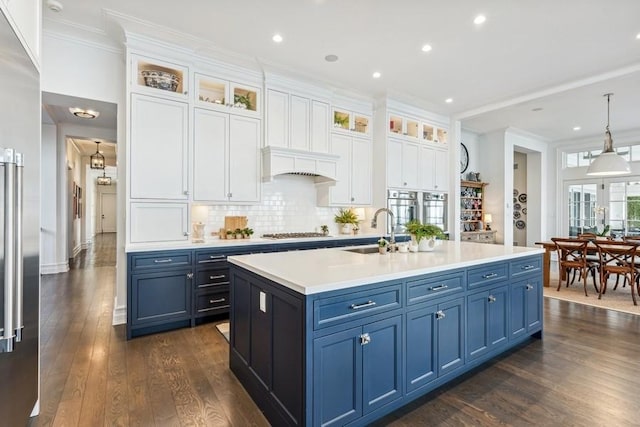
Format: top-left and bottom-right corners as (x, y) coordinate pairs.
(552, 238), (599, 296)
(594, 240), (639, 305)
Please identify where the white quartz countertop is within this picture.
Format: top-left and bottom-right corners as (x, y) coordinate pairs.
(125, 232), (384, 253)
(228, 241), (544, 295)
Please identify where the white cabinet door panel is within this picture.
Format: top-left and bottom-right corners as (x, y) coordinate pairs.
(130, 94), (188, 200)
(290, 95), (310, 151)
(193, 108), (228, 201)
(387, 139), (403, 188)
(310, 100), (330, 153)
(130, 202), (188, 243)
(351, 137), (372, 205)
(434, 149), (449, 192)
(229, 115), (261, 202)
(266, 89), (288, 148)
(330, 133), (352, 205)
(419, 146), (436, 190)
(403, 142), (420, 189)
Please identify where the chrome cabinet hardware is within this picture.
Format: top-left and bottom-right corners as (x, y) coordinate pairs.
(482, 272), (498, 279)
(435, 310), (446, 320)
(154, 258), (173, 263)
(183, 231), (190, 236)
(526, 284), (534, 291)
(199, 282), (229, 288)
(521, 265), (535, 270)
(200, 255), (226, 263)
(187, 273), (194, 279)
(209, 274), (225, 280)
(183, 190), (189, 195)
(488, 295), (496, 303)
(210, 298), (226, 304)
(359, 333), (371, 345)
(350, 300), (376, 310)
(430, 284), (448, 291)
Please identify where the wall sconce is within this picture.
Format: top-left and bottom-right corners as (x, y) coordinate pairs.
(90, 141), (105, 169)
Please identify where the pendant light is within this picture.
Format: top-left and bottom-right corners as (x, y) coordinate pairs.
(97, 170), (111, 186)
(586, 93), (630, 176)
(90, 141), (105, 170)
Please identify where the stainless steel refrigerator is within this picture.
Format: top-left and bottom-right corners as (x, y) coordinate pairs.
(0, 9), (40, 425)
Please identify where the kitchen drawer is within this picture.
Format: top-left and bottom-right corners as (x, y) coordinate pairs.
(313, 283), (402, 330)
(510, 256), (542, 277)
(478, 233), (496, 244)
(406, 271), (464, 305)
(196, 251), (228, 265)
(130, 251), (192, 271)
(195, 268), (229, 289)
(467, 262), (508, 290)
(461, 234), (478, 242)
(194, 288), (230, 316)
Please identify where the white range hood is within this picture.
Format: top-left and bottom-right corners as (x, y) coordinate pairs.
(262, 146), (339, 184)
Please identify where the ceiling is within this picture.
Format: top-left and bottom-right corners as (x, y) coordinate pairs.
(42, 0), (640, 142)
(42, 92), (117, 159)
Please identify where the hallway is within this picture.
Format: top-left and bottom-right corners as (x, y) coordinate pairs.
(29, 234), (640, 426)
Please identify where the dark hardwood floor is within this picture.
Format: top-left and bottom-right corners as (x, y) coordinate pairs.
(30, 235), (640, 426)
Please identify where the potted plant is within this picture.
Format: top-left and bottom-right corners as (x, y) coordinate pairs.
(243, 227), (254, 239)
(320, 225), (329, 236)
(405, 220), (445, 252)
(378, 237), (389, 254)
(334, 208), (358, 234)
(226, 229), (234, 240)
(234, 228), (243, 239)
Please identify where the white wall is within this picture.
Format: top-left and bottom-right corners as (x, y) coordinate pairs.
(40, 124), (62, 273)
(513, 152), (527, 245)
(461, 129), (482, 179)
(42, 33), (126, 324)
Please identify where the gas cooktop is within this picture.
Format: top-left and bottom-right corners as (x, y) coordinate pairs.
(262, 232), (328, 239)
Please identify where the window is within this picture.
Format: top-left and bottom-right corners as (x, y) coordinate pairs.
(609, 181), (640, 236)
(567, 184), (597, 236)
(564, 144), (640, 168)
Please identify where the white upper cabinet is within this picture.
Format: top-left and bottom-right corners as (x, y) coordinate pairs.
(193, 108), (260, 203)
(131, 54), (189, 100)
(388, 112), (448, 146)
(387, 139), (420, 190)
(129, 202), (189, 243)
(195, 72), (261, 117)
(265, 88), (330, 153)
(419, 146), (449, 192)
(130, 94), (189, 200)
(332, 107), (371, 136)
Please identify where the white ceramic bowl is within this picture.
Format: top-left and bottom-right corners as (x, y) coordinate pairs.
(141, 70), (180, 92)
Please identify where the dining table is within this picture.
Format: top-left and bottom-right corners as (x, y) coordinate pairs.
(535, 241), (556, 287)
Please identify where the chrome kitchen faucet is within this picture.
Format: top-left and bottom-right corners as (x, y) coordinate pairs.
(371, 208), (396, 252)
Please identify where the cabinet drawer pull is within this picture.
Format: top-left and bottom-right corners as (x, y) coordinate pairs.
(350, 300), (376, 310)
(482, 272), (498, 279)
(200, 255), (226, 263)
(488, 295), (496, 303)
(198, 305), (230, 313)
(209, 274), (226, 280)
(199, 282), (229, 288)
(154, 258), (173, 263)
(521, 265), (536, 270)
(435, 310), (446, 320)
(359, 333), (371, 345)
(430, 284), (448, 291)
(209, 298), (226, 304)
(526, 284), (534, 291)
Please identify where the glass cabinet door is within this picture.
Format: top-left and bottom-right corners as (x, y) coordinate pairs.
(389, 114), (403, 135)
(333, 108), (350, 131)
(196, 74), (228, 107)
(406, 119), (419, 139)
(229, 82), (260, 115)
(132, 55), (188, 98)
(353, 113), (370, 135)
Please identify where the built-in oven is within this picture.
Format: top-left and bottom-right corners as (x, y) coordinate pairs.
(387, 190), (418, 234)
(423, 192), (448, 234)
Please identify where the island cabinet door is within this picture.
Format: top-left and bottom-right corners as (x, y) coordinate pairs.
(437, 297), (465, 376)
(466, 285), (509, 361)
(510, 277), (542, 339)
(313, 327), (362, 427)
(406, 304), (438, 393)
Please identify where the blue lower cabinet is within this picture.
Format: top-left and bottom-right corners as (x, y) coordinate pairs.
(466, 285), (508, 361)
(436, 297), (465, 375)
(313, 315), (402, 427)
(510, 277), (542, 339)
(129, 268), (192, 335)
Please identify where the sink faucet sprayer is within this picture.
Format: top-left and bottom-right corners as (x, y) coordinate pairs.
(371, 208), (396, 252)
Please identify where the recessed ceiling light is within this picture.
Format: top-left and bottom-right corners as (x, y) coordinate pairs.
(46, 0), (63, 12)
(445, 98), (453, 104)
(372, 71), (381, 79)
(636, 32), (640, 40)
(531, 107), (543, 112)
(324, 54), (339, 62)
(474, 14), (486, 25)
(573, 126), (581, 131)
(69, 107), (99, 119)
(272, 34), (283, 43)
(421, 44), (432, 52)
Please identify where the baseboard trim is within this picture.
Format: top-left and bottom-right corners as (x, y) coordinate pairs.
(40, 262), (69, 275)
(112, 300), (126, 325)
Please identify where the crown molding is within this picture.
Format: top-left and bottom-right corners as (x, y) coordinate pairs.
(43, 28), (123, 55)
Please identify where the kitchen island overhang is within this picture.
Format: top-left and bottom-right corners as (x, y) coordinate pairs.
(228, 241), (544, 427)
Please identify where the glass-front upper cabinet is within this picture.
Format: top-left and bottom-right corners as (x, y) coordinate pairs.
(333, 107), (371, 136)
(131, 54), (189, 99)
(388, 114), (420, 140)
(195, 73), (261, 117)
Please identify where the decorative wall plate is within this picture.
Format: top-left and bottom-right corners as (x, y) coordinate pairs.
(513, 211), (521, 219)
(514, 203), (521, 211)
(515, 220), (526, 229)
(513, 189), (519, 196)
(522, 208), (527, 215)
(518, 193), (527, 203)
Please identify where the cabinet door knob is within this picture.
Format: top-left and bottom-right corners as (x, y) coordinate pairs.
(526, 284), (534, 291)
(435, 310), (446, 320)
(183, 190), (189, 196)
(351, 197), (355, 202)
(403, 182), (407, 186)
(187, 273), (194, 279)
(183, 232), (190, 237)
(359, 333), (371, 345)
(488, 295), (496, 303)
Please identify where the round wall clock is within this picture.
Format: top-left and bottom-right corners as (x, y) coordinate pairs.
(460, 143), (469, 174)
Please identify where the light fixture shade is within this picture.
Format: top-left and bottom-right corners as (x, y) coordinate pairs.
(353, 207), (366, 221)
(484, 213), (492, 223)
(97, 174), (111, 185)
(586, 151), (630, 176)
(90, 141), (105, 170)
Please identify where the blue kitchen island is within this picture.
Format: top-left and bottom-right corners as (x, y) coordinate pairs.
(228, 241), (544, 427)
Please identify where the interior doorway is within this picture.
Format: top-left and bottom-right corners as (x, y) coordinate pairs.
(100, 192), (117, 233)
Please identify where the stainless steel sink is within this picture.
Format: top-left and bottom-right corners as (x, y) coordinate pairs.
(343, 246), (379, 254)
